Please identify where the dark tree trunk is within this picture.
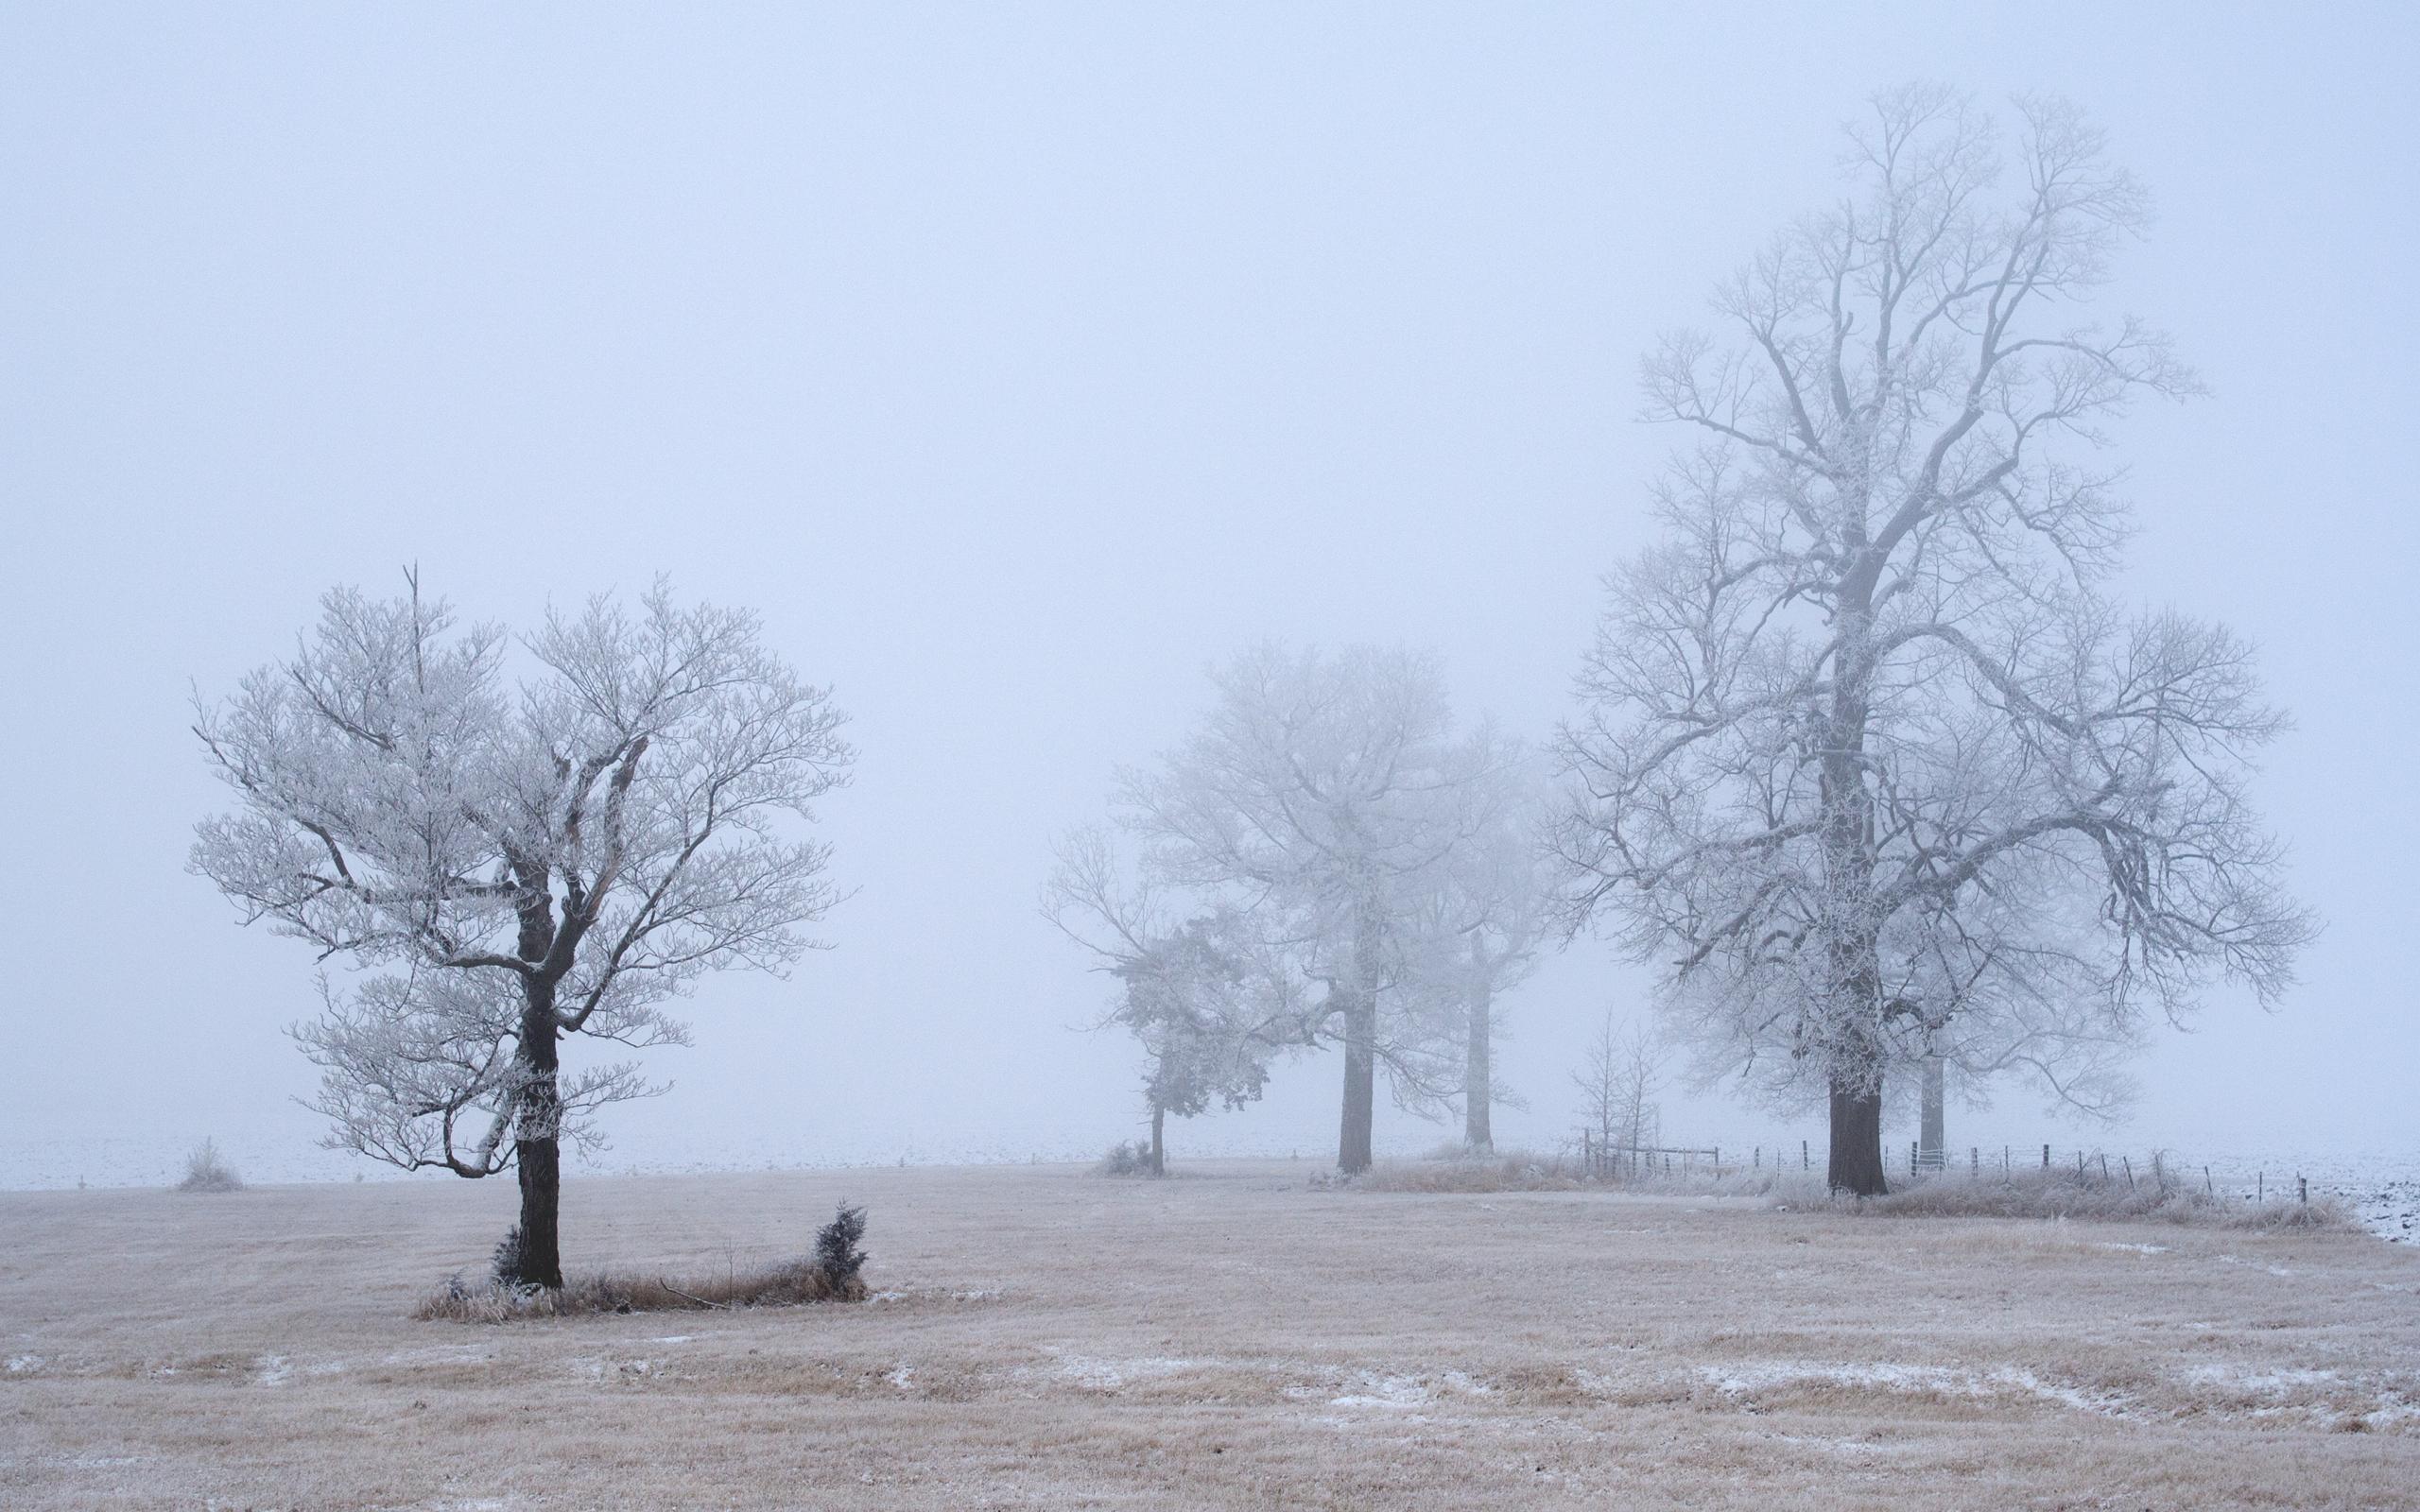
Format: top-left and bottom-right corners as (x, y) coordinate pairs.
(1462, 978), (1493, 1152)
(511, 971), (566, 1289)
(1827, 1074), (1888, 1196)
(1818, 560), (1888, 1201)
(499, 867), (569, 1288)
(1338, 988), (1375, 1175)
(1149, 1103), (1166, 1177)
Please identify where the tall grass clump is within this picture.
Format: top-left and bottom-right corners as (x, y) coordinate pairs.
(1340, 1145), (2356, 1231)
(176, 1137), (243, 1193)
(418, 1207), (875, 1323)
(1869, 1168), (2357, 1229)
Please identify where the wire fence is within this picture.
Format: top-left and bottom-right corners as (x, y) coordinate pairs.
(1570, 1129), (2336, 1210)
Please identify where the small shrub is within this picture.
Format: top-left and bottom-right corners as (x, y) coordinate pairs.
(815, 1202), (869, 1287)
(1096, 1140), (1148, 1177)
(176, 1138), (242, 1193)
(491, 1226), (536, 1293)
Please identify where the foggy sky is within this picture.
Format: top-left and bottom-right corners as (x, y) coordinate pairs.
(3, 3), (2414, 1185)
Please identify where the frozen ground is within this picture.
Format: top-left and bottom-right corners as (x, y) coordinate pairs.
(3, 1160), (2416, 1509)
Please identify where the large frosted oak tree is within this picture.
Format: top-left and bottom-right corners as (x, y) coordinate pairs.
(192, 577), (852, 1285)
(1550, 88), (2313, 1194)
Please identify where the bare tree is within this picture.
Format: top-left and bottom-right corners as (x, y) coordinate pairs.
(192, 576), (852, 1286)
(1571, 1011), (1662, 1177)
(1094, 643), (1511, 1173)
(1550, 87), (2314, 1194)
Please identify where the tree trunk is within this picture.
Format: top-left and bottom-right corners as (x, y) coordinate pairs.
(511, 980), (565, 1289)
(1818, 547), (1889, 1200)
(1919, 1056), (1945, 1170)
(1149, 1103), (1166, 1177)
(1339, 988), (1375, 1174)
(1336, 895), (1382, 1175)
(1827, 1074), (1888, 1196)
(1462, 978), (1493, 1152)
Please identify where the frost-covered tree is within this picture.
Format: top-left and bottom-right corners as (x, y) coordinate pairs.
(1044, 831), (1306, 1175)
(1086, 644), (1512, 1173)
(192, 576), (852, 1286)
(1403, 757), (1551, 1152)
(1549, 87), (2314, 1195)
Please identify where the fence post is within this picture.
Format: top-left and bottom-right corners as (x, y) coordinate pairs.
(2042, 1143), (2049, 1171)
(1802, 1140), (1809, 1172)
(2121, 1155), (2134, 1191)
(2204, 1165), (2214, 1197)
(1971, 1147), (1979, 1177)
(2257, 1172), (2263, 1203)
(2299, 1176), (2308, 1206)
(1754, 1145), (1761, 1170)
(1909, 1141), (1917, 1177)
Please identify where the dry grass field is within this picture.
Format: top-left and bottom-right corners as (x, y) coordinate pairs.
(4, 1160), (2416, 1510)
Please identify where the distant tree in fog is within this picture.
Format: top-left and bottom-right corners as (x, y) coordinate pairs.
(1044, 831), (1306, 1175)
(1571, 1011), (1664, 1173)
(1060, 643), (1515, 1174)
(1548, 86), (2314, 1195)
(191, 576), (852, 1288)
(1402, 756), (1553, 1153)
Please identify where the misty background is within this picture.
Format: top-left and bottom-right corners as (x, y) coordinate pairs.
(3, 3), (2412, 1187)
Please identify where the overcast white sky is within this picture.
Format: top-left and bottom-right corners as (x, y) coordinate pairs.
(3, 3), (2413, 1185)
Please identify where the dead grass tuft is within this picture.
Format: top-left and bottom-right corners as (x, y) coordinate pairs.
(415, 1259), (867, 1323)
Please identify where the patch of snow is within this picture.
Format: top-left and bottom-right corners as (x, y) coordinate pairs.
(1704, 1361), (2128, 1416)
(1329, 1371), (1437, 1408)
(2182, 1364), (2339, 1393)
(5, 1354), (43, 1374)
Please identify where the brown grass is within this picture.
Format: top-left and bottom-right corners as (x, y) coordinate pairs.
(1359, 1149), (2361, 1232)
(1353, 1151), (1589, 1192)
(415, 1261), (866, 1323)
(2, 1160), (2413, 1510)
(1867, 1169), (2358, 1229)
